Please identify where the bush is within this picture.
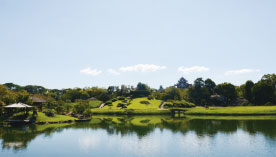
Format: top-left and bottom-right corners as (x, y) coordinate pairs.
(105, 101), (112, 106)
(140, 101), (150, 105)
(147, 95), (154, 100)
(111, 98), (117, 102)
(122, 100), (128, 103)
(83, 109), (92, 117)
(55, 105), (66, 114)
(163, 102), (173, 108)
(118, 97), (126, 100)
(45, 109), (55, 117)
(172, 100), (195, 108)
(264, 102), (273, 106)
(73, 103), (88, 114)
(117, 103), (127, 108)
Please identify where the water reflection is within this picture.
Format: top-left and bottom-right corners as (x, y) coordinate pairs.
(1, 116), (276, 152)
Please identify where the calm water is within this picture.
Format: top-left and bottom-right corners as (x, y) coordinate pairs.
(1, 116), (276, 157)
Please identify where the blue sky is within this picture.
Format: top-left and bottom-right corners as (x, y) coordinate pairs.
(0, 0), (275, 89)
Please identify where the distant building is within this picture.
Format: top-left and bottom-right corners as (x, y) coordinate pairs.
(175, 77), (191, 89)
(30, 96), (46, 110)
(87, 97), (97, 101)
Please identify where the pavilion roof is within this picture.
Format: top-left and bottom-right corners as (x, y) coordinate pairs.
(4, 103), (33, 108)
(30, 96), (46, 103)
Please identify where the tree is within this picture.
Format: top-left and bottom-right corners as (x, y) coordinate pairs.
(252, 81), (274, 105)
(188, 78), (211, 106)
(215, 83), (237, 105)
(204, 79), (216, 94)
(243, 80), (254, 102)
(136, 82), (150, 91)
(175, 77), (190, 89)
(3, 83), (23, 91)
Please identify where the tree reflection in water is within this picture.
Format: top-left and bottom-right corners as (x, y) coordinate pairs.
(1, 116), (276, 151)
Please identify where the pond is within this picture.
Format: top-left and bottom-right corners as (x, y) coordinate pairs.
(1, 115), (276, 157)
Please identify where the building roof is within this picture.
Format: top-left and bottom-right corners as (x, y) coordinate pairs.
(30, 96), (46, 103)
(87, 97), (97, 100)
(4, 103), (33, 108)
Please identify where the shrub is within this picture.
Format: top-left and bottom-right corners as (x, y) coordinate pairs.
(55, 105), (66, 114)
(117, 103), (127, 108)
(118, 97), (126, 100)
(122, 100), (128, 103)
(105, 101), (112, 106)
(111, 98), (117, 102)
(147, 95), (154, 100)
(264, 102), (273, 106)
(163, 102), (173, 108)
(73, 103), (88, 114)
(140, 101), (150, 105)
(45, 109), (55, 117)
(83, 109), (92, 117)
(172, 100), (195, 108)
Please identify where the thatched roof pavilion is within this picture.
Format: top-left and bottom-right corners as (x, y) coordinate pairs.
(4, 103), (33, 108)
(30, 96), (46, 103)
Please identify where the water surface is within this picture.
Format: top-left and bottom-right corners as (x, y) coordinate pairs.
(1, 116), (276, 157)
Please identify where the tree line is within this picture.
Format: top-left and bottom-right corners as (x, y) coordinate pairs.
(0, 74), (275, 111)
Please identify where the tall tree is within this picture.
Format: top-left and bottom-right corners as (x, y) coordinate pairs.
(243, 80), (254, 102)
(215, 83), (237, 105)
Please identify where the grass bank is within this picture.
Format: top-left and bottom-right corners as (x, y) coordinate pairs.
(34, 112), (77, 123)
(1, 112), (77, 123)
(93, 102), (276, 116)
(92, 108), (170, 115)
(185, 106), (276, 115)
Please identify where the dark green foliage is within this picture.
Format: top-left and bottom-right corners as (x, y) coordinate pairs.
(140, 101), (150, 105)
(117, 103), (127, 108)
(164, 100), (195, 108)
(147, 95), (154, 100)
(83, 109), (92, 117)
(252, 81), (274, 105)
(44, 109), (55, 117)
(112, 98), (118, 102)
(118, 97), (126, 100)
(215, 83), (237, 105)
(73, 102), (89, 114)
(137, 82), (150, 91)
(163, 102), (173, 108)
(105, 101), (112, 106)
(164, 87), (182, 100)
(243, 80), (254, 103)
(131, 90), (151, 98)
(188, 78), (214, 106)
(171, 100), (195, 108)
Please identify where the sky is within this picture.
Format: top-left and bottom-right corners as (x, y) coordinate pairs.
(0, 0), (275, 89)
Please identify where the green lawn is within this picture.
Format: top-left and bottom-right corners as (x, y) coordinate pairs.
(34, 112), (77, 122)
(88, 100), (102, 108)
(2, 111), (76, 123)
(94, 97), (167, 115)
(186, 106), (276, 115)
(128, 98), (162, 109)
(102, 97), (162, 109)
(66, 100), (102, 110)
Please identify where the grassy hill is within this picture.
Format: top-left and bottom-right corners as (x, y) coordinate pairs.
(93, 97), (169, 115)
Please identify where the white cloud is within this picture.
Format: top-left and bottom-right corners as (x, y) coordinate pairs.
(225, 69), (260, 76)
(178, 66), (210, 74)
(80, 67), (102, 76)
(119, 64), (167, 72)
(107, 69), (120, 75)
